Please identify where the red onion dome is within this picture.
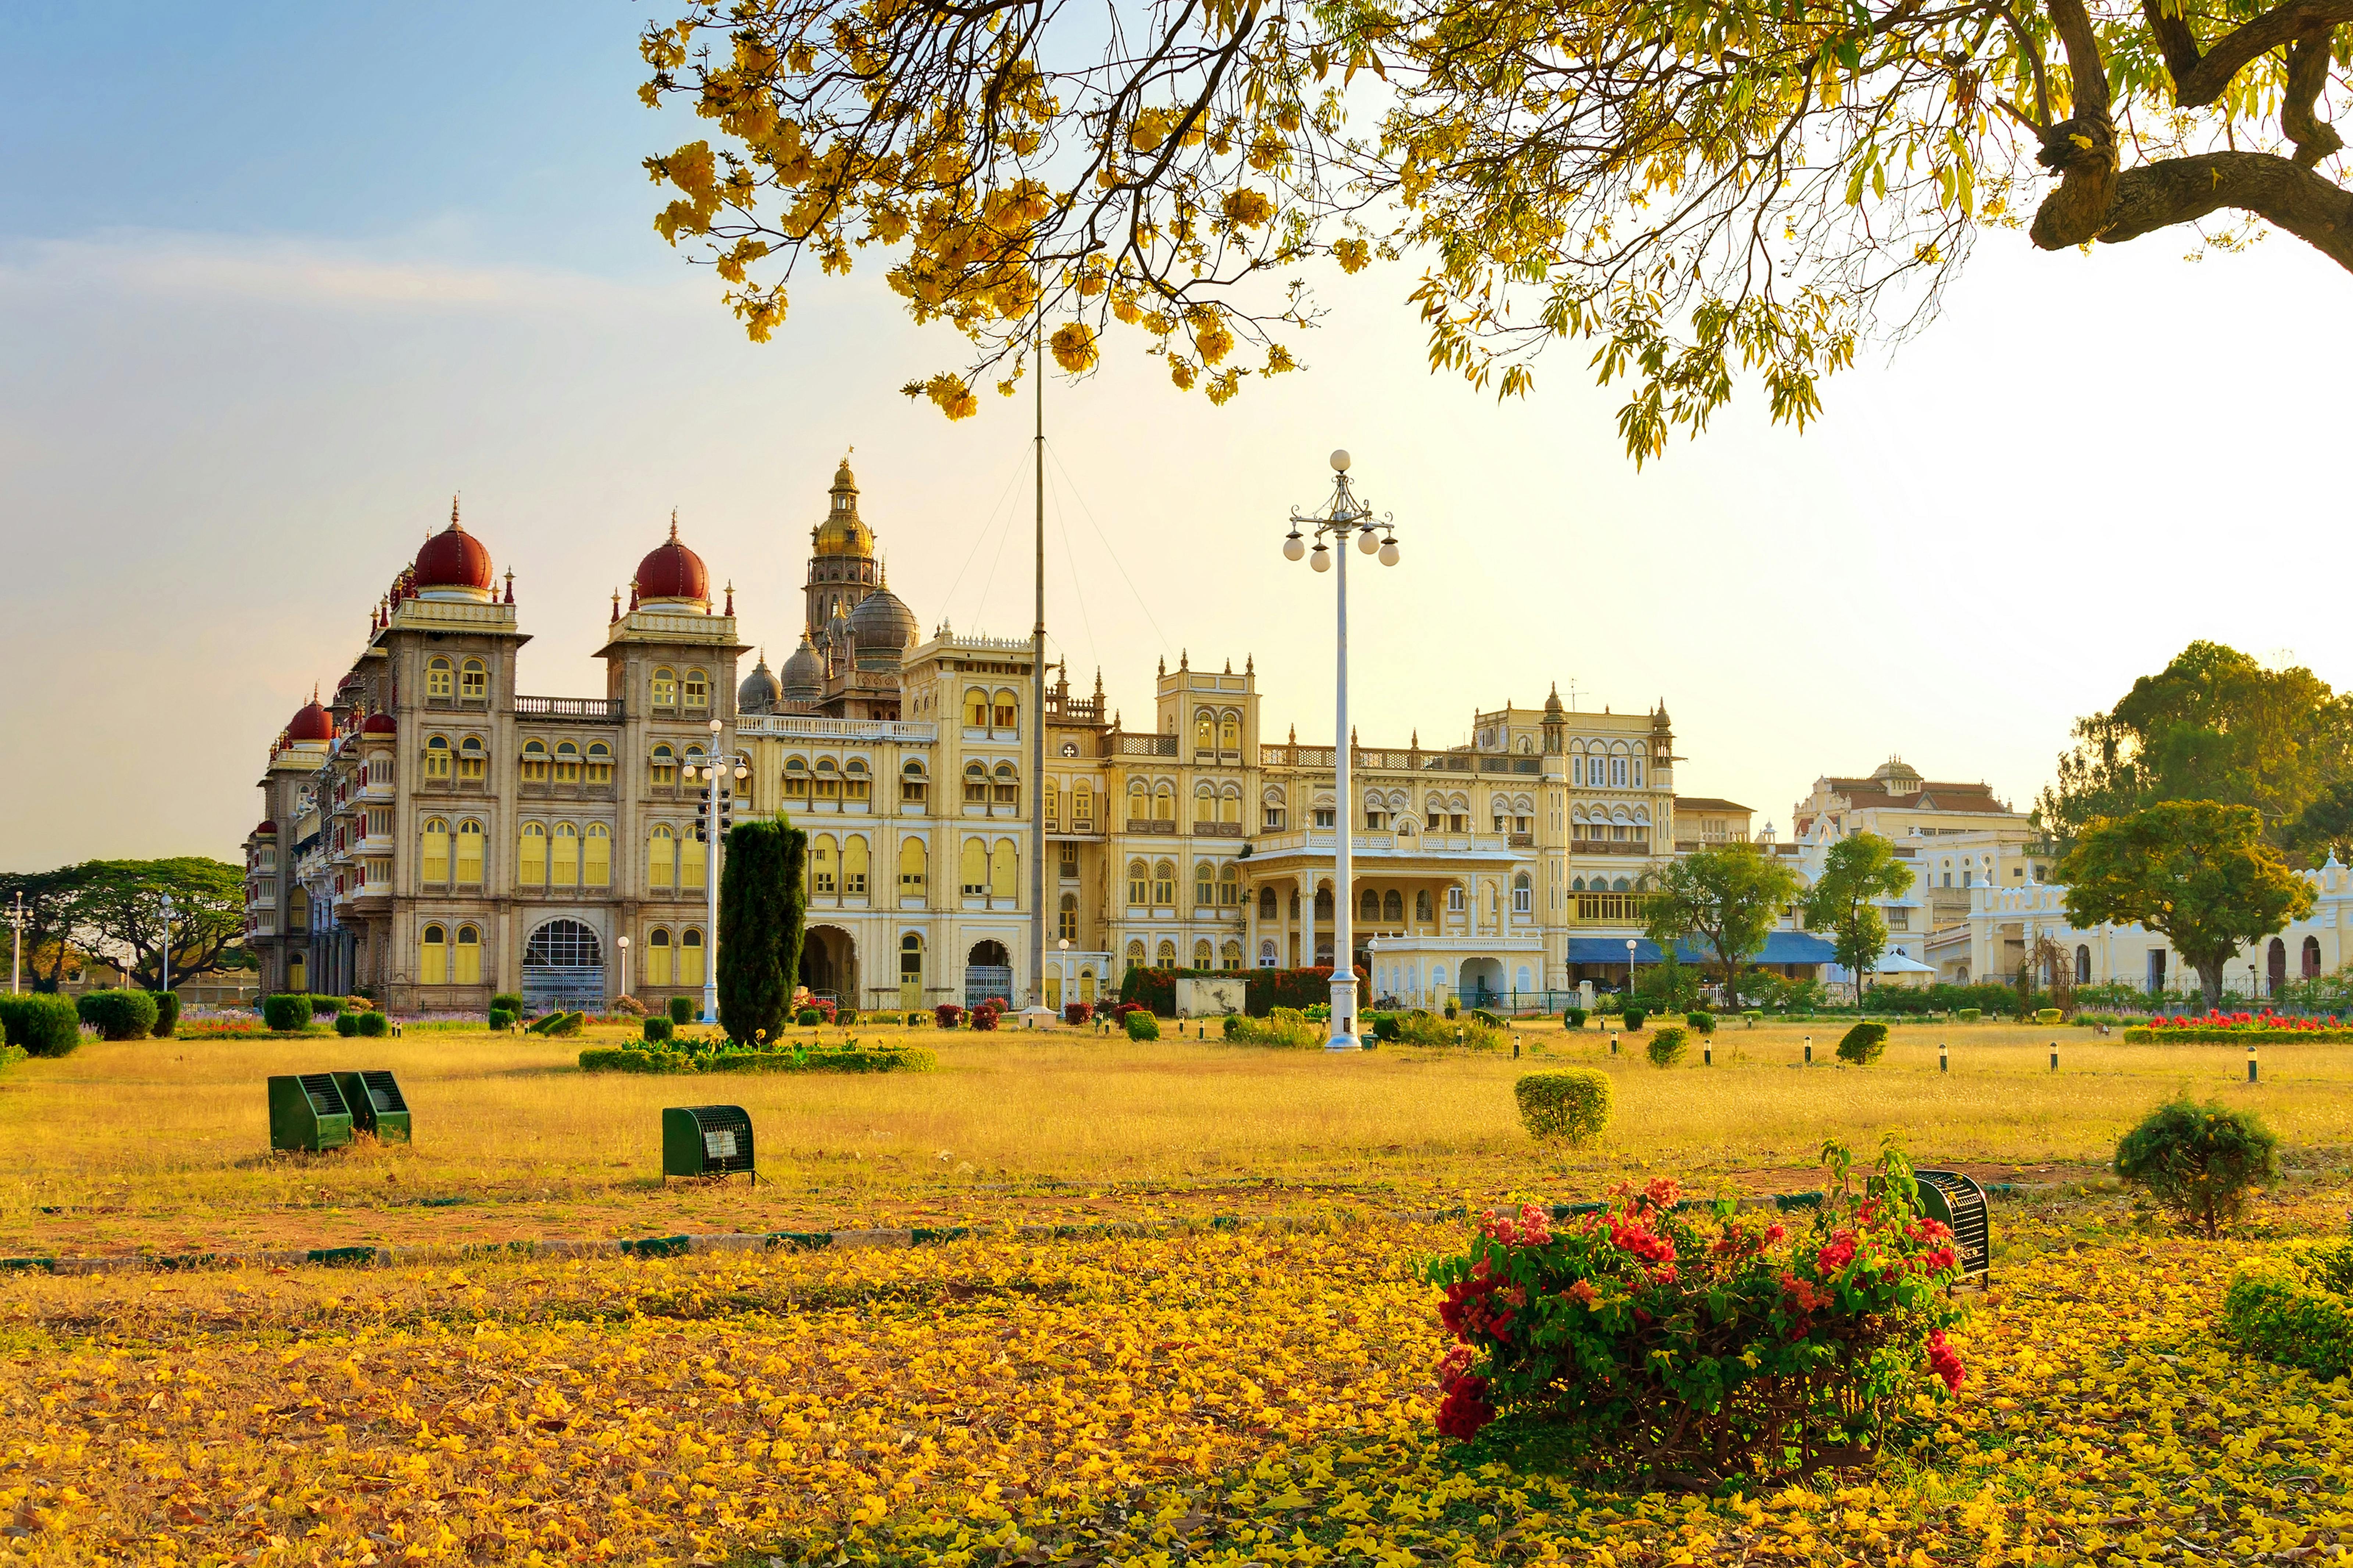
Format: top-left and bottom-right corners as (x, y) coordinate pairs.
(635, 511), (710, 605)
(414, 497), (495, 592)
(361, 712), (398, 735)
(287, 699), (334, 742)
(254, 820), (278, 837)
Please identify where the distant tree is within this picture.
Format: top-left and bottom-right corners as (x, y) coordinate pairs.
(2037, 642), (2353, 853)
(717, 818), (808, 1044)
(0, 867), (89, 992)
(2287, 779), (2353, 867)
(60, 859), (245, 991)
(2057, 802), (2314, 1010)
(1804, 834), (1915, 1004)
(1644, 845), (1803, 999)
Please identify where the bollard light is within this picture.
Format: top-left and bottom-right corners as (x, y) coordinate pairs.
(1803, 1035), (1812, 1067)
(1939, 1041), (1949, 1074)
(1703, 1041), (1712, 1067)
(2049, 1040), (2059, 1072)
(2249, 1041), (2259, 1085)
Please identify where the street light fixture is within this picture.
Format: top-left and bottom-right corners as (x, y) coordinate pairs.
(8, 891), (25, 995)
(1627, 937), (1637, 1001)
(618, 934), (631, 1000)
(686, 716), (748, 1026)
(159, 892), (176, 999)
(1282, 447), (1400, 1052)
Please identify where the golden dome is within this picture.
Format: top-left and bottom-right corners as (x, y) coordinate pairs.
(813, 456), (874, 558)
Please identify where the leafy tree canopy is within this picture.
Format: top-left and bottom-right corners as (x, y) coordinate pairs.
(1, 859), (246, 992)
(640, 0), (2353, 461)
(1645, 845), (1804, 991)
(1803, 833), (1915, 996)
(2036, 641), (2353, 853)
(2056, 800), (2314, 1007)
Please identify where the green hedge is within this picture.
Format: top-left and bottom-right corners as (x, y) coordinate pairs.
(1124, 1010), (1161, 1042)
(643, 1016), (674, 1043)
(2121, 1026), (2353, 1043)
(488, 1008), (515, 1031)
(78, 989), (159, 1041)
(335, 1012), (360, 1038)
(1515, 1071), (1612, 1144)
(356, 1010), (389, 1038)
(2224, 1240), (2353, 1381)
(1685, 1011), (1715, 1035)
(1838, 1022), (1890, 1065)
(578, 1043), (935, 1074)
(150, 991), (181, 1037)
(263, 994), (314, 1032)
(667, 996), (694, 1025)
(0, 994), (82, 1057)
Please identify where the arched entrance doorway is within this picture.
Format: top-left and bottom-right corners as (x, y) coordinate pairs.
(966, 939), (1012, 1008)
(2267, 937), (2286, 995)
(1460, 956), (1504, 1005)
(524, 918), (605, 1012)
(799, 926), (859, 1005)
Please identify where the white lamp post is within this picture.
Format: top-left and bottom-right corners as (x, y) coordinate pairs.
(1283, 448), (1400, 1051)
(1626, 937), (1637, 1002)
(159, 892), (176, 998)
(687, 718), (747, 1026)
(9, 891), (25, 995)
(618, 934), (631, 1001)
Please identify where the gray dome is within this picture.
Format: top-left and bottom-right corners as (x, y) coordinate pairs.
(737, 655), (782, 715)
(778, 633), (825, 699)
(847, 586), (918, 652)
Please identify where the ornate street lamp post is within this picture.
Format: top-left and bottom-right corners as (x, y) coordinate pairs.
(1282, 450), (1399, 1051)
(687, 718), (747, 1025)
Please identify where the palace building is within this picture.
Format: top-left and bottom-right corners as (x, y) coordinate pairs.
(243, 462), (1715, 1016)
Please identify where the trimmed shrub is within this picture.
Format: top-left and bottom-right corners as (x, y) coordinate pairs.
(1646, 1026), (1689, 1067)
(612, 994), (647, 1017)
(971, 1004), (1001, 1032)
(78, 989), (160, 1041)
(1443, 1000), (1459, 1019)
(796, 1008), (824, 1026)
(2224, 1240), (2353, 1380)
(1124, 1009), (1160, 1042)
(489, 993), (523, 1019)
(263, 993), (313, 1031)
(356, 1010), (388, 1038)
(2034, 1007), (2063, 1025)
(150, 991), (182, 1038)
(717, 816), (808, 1049)
(527, 1010), (585, 1038)
(488, 1008), (515, 1031)
(334, 1012), (360, 1038)
(1514, 1071), (1612, 1144)
(1956, 1007), (1981, 1023)
(1563, 1007), (1587, 1029)
(1371, 1012), (1402, 1042)
(1472, 1007), (1505, 1028)
(1225, 1006), (1321, 1049)
(1064, 1002), (1094, 1025)
(668, 995), (694, 1026)
(2115, 1099), (2280, 1238)
(1685, 1011), (1715, 1035)
(904, 1012), (926, 1027)
(1621, 1007), (1647, 1031)
(1837, 1023), (1890, 1065)
(307, 995), (343, 1018)
(934, 1003), (964, 1028)
(0, 994), (82, 1058)
(836, 1007), (858, 1027)
(643, 1016), (675, 1044)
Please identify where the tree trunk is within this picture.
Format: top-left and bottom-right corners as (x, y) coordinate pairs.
(2197, 959), (2227, 1012)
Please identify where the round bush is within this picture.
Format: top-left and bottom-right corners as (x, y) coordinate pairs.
(836, 1007), (859, 1027)
(1646, 1026), (1689, 1067)
(356, 1010), (389, 1038)
(667, 995), (694, 1026)
(149, 991), (181, 1038)
(78, 989), (160, 1041)
(1621, 1007), (1647, 1031)
(796, 1007), (824, 1026)
(488, 1007), (515, 1031)
(334, 1012), (360, 1038)
(1563, 1007), (1587, 1029)
(2034, 1007), (2063, 1025)
(490, 993), (523, 1017)
(1837, 1023), (1890, 1065)
(1956, 1007), (1981, 1023)
(263, 993), (314, 1032)
(1124, 1009), (1160, 1042)
(2115, 1098), (2280, 1238)
(644, 1016), (675, 1043)
(1685, 1011), (1715, 1035)
(1515, 1070), (1612, 1144)
(971, 1005), (1001, 1032)
(2224, 1240), (2353, 1380)
(0, 994), (82, 1057)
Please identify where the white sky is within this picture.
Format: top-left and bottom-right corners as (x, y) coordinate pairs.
(3, 4), (2347, 870)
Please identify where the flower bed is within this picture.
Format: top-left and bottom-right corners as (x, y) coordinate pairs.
(578, 1041), (934, 1074)
(1424, 1146), (1964, 1487)
(2124, 1011), (2353, 1043)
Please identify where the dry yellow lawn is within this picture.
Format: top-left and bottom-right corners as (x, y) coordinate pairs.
(0, 1017), (2340, 1256)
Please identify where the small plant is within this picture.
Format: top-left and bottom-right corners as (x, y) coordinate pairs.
(667, 996), (694, 1026)
(796, 1007), (824, 1026)
(612, 994), (647, 1017)
(149, 991), (182, 1038)
(490, 993), (523, 1018)
(1514, 1070), (1611, 1144)
(1225, 1007), (1321, 1049)
(0, 995), (82, 1058)
(971, 1003), (1001, 1032)
(335, 1012), (361, 1038)
(837, 1006), (859, 1026)
(1621, 1007), (1647, 1030)
(1064, 1001), (1093, 1025)
(77, 989), (160, 1042)
(1837, 1022), (1890, 1065)
(905, 1012), (927, 1027)
(262, 993), (314, 1033)
(1685, 1011), (1715, 1035)
(1472, 1007), (1505, 1027)
(644, 1017), (675, 1043)
(1125, 1009), (1160, 1042)
(2034, 1007), (2063, 1024)
(2223, 1239), (2353, 1380)
(356, 1011), (389, 1038)
(1443, 1000), (1458, 1019)
(1563, 1006), (1587, 1028)
(1646, 1026), (1689, 1067)
(488, 1007), (515, 1031)
(934, 1002), (965, 1028)
(307, 995), (343, 1018)
(2114, 1098), (2280, 1238)
(1956, 1007), (1981, 1023)
(1372, 1012), (1402, 1042)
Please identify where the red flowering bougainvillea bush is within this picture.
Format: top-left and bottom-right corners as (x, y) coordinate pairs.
(2124, 1010), (2353, 1043)
(1423, 1141), (1966, 1489)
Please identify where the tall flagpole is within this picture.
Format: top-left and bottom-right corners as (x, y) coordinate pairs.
(1028, 311), (1049, 1018)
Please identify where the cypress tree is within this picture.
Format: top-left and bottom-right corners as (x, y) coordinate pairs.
(717, 817), (807, 1045)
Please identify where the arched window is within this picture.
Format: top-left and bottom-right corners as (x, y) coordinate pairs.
(845, 758), (871, 806)
(899, 760), (927, 807)
(1221, 786), (1242, 825)
(1154, 783), (1175, 821)
(683, 669), (709, 709)
(960, 837), (988, 897)
(1258, 939), (1278, 967)
(1611, 876), (1632, 892)
(1126, 939), (1146, 967)
(424, 734), (452, 780)
(584, 823), (611, 887)
(964, 688), (990, 729)
(455, 820), (485, 884)
(1258, 886), (1278, 919)
(1513, 871), (1533, 915)
(1220, 939), (1242, 971)
(993, 762), (1019, 809)
(1058, 892), (1079, 941)
(554, 741), (582, 784)
(1128, 779), (1149, 825)
(288, 888), (309, 934)
(458, 735), (485, 780)
(1196, 781), (1217, 821)
(419, 923), (449, 985)
(648, 823), (675, 889)
(1195, 712), (1216, 755)
(678, 927), (706, 986)
(964, 762), (989, 805)
(1044, 784), (1061, 830)
(645, 927), (672, 986)
(1152, 859), (1176, 906)
(426, 657), (454, 700)
(1315, 886), (1334, 919)
(518, 822), (547, 885)
(2075, 944), (2092, 985)
(1415, 889), (1432, 923)
(1445, 884), (1465, 913)
(520, 739), (550, 783)
(651, 744), (676, 787)
(454, 924), (482, 984)
(1128, 859), (1149, 907)
(1157, 939), (1177, 966)
(844, 835), (870, 898)
(651, 667), (678, 708)
(1219, 863), (1239, 906)
(1382, 889), (1404, 922)
(460, 659), (488, 702)
(681, 826), (706, 890)
(420, 817), (450, 884)
(782, 756), (810, 802)
(1359, 888), (1379, 921)
(1219, 712), (1240, 751)
(550, 822), (580, 886)
(1198, 862), (1218, 909)
(900, 932), (923, 987)
(2305, 935), (2323, 979)
(585, 742), (612, 785)
(812, 835), (838, 896)
(992, 689), (1018, 731)
(1194, 938), (1214, 969)
(989, 840), (1016, 899)
(899, 837), (928, 899)
(813, 757), (840, 806)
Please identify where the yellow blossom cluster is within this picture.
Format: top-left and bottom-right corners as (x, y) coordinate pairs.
(4, 1197), (2352, 1565)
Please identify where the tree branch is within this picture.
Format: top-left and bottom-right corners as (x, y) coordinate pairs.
(2027, 0), (2117, 248)
(2033, 148), (2353, 269)
(2282, 31), (2344, 167)
(2132, 0), (2353, 106)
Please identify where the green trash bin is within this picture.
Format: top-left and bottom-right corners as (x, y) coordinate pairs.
(331, 1070), (411, 1143)
(663, 1105), (755, 1183)
(268, 1074), (354, 1153)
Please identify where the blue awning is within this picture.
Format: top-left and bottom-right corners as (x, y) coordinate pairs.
(1565, 931), (1835, 965)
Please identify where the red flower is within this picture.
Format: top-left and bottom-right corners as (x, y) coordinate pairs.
(1815, 1229), (1859, 1274)
(1435, 1373), (1496, 1440)
(1927, 1330), (1966, 1393)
